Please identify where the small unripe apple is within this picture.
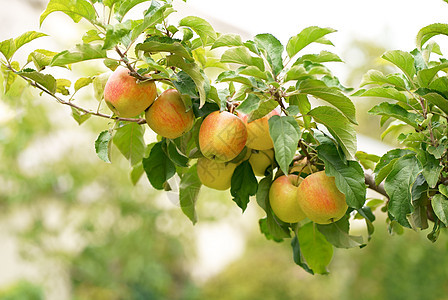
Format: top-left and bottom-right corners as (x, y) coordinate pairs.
(104, 66), (157, 118)
(248, 148), (274, 176)
(269, 174), (307, 223)
(145, 89), (195, 139)
(199, 111), (247, 162)
(239, 109), (279, 150)
(197, 157), (238, 190)
(297, 171), (348, 224)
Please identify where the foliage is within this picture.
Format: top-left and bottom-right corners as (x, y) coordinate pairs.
(1, 0), (448, 276)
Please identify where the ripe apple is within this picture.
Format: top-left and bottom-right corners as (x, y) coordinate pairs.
(239, 109), (279, 150)
(145, 89), (195, 139)
(297, 171), (348, 224)
(248, 148), (274, 176)
(199, 111), (247, 162)
(269, 174), (307, 223)
(104, 66), (157, 118)
(197, 157), (238, 190)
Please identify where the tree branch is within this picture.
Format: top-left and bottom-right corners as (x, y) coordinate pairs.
(364, 172), (388, 199)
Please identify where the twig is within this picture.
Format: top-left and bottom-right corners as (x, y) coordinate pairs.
(364, 172), (388, 199)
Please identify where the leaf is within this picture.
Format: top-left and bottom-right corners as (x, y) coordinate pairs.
(230, 161), (258, 212)
(356, 151), (380, 170)
(368, 102), (424, 129)
(179, 164), (202, 224)
(71, 107), (91, 125)
(166, 141), (189, 167)
(431, 194), (448, 226)
(268, 115), (301, 174)
(40, 0), (97, 26)
(74, 77), (94, 92)
(142, 142), (176, 190)
(295, 50), (342, 64)
(284, 65), (309, 82)
(256, 176), (272, 213)
(360, 69), (409, 90)
(130, 162), (144, 185)
(1, 62), (19, 93)
(56, 78), (71, 95)
(17, 69), (57, 94)
(179, 16), (217, 46)
(298, 79), (357, 124)
(291, 236), (314, 274)
(286, 26), (336, 58)
(28, 49), (58, 71)
(309, 106), (357, 160)
(290, 94), (312, 129)
(0, 39), (15, 60)
(113, 122), (146, 166)
(221, 47), (265, 71)
(103, 20), (134, 50)
(114, 0), (150, 22)
(0, 31), (49, 61)
(236, 94), (278, 122)
(382, 50), (416, 82)
(82, 29), (103, 43)
(374, 149), (414, 185)
(417, 62), (448, 87)
(216, 70), (257, 87)
(50, 44), (107, 67)
(384, 154), (423, 228)
(298, 222), (333, 274)
(136, 36), (193, 61)
(423, 92), (448, 115)
(128, 1), (171, 42)
(95, 130), (112, 163)
(211, 33), (243, 49)
(416, 150), (442, 188)
(316, 142), (366, 209)
(357, 86), (408, 103)
(254, 33), (284, 76)
(317, 215), (364, 248)
(416, 23), (448, 50)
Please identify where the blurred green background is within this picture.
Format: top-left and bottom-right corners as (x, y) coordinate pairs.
(1, 0), (448, 299)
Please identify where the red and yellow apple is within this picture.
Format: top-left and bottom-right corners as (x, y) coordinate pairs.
(199, 111), (247, 162)
(104, 66), (157, 118)
(145, 89), (195, 139)
(239, 109), (279, 150)
(297, 171), (348, 224)
(269, 174), (307, 223)
(197, 157), (238, 190)
(248, 148), (275, 176)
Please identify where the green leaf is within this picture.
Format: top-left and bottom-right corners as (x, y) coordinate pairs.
(130, 162), (144, 185)
(357, 86), (408, 103)
(56, 78), (71, 95)
(309, 106), (357, 160)
(238, 66), (270, 81)
(71, 107), (91, 125)
(254, 33), (284, 76)
(50, 44), (107, 67)
(166, 141), (189, 167)
(103, 20), (134, 50)
(95, 130), (112, 163)
(298, 79), (357, 124)
(40, 0), (97, 26)
(417, 150), (442, 188)
(1, 62), (19, 93)
(74, 77), (94, 92)
(82, 29), (103, 43)
(179, 164), (202, 224)
(374, 149), (414, 185)
(286, 26), (336, 58)
(230, 161), (258, 212)
(17, 69), (57, 94)
(368, 102), (424, 129)
(179, 16), (217, 46)
(92, 72), (110, 101)
(290, 235), (314, 274)
(216, 70), (256, 87)
(360, 69), (409, 90)
(0, 39), (16, 60)
(316, 142), (366, 209)
(384, 154), (423, 228)
(284, 66), (309, 82)
(15, 31), (48, 52)
(114, 0), (150, 22)
(255, 176), (272, 213)
(27, 49), (58, 71)
(142, 142), (176, 190)
(236, 94), (278, 122)
(317, 215), (364, 248)
(431, 194), (448, 226)
(268, 115), (301, 174)
(356, 151), (380, 170)
(423, 92), (448, 115)
(221, 47), (265, 71)
(382, 50), (416, 82)
(295, 50), (342, 64)
(211, 33), (243, 49)
(128, 1), (171, 43)
(298, 222), (333, 274)
(113, 122), (146, 166)
(417, 62), (448, 87)
(290, 94), (311, 129)
(136, 36), (193, 61)
(416, 23), (448, 50)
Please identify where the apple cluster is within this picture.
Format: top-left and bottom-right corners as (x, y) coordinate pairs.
(103, 66), (347, 225)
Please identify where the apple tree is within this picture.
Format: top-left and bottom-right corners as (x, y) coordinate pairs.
(1, 0), (448, 275)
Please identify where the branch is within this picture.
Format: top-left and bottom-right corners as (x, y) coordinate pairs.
(364, 172), (388, 199)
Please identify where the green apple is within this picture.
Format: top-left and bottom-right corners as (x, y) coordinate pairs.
(199, 111), (247, 162)
(239, 109), (279, 150)
(197, 157), (238, 190)
(145, 89), (195, 139)
(269, 174), (307, 223)
(297, 171), (348, 224)
(248, 148), (274, 176)
(104, 66), (157, 118)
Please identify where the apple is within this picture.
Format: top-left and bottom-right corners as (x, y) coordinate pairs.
(248, 148), (274, 176)
(104, 66), (157, 118)
(297, 171), (348, 224)
(199, 111), (247, 162)
(145, 89), (195, 139)
(239, 109), (279, 150)
(269, 174), (307, 223)
(197, 157), (238, 190)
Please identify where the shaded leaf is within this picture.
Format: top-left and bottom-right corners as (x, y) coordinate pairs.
(230, 161), (258, 212)
(180, 164), (202, 224)
(142, 142), (176, 190)
(95, 130), (112, 163)
(51, 43), (107, 66)
(113, 122), (146, 166)
(298, 222), (333, 274)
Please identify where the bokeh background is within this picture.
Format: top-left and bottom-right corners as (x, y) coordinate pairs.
(1, 0), (448, 299)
